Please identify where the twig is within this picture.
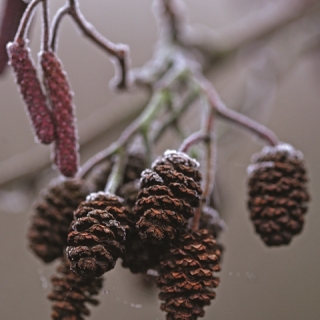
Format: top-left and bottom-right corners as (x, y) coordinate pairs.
(153, 86), (200, 142)
(157, 0), (185, 43)
(195, 74), (280, 146)
(78, 90), (169, 179)
(41, 0), (49, 51)
(188, 0), (318, 56)
(191, 104), (216, 231)
(15, 0), (42, 41)
(178, 131), (209, 153)
(50, 4), (69, 51)
(67, 0), (129, 89)
(0, 96), (145, 187)
(105, 149), (126, 194)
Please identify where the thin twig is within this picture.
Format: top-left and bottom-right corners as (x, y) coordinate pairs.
(187, 0), (318, 58)
(15, 0), (42, 41)
(105, 149), (126, 194)
(50, 5), (69, 51)
(41, 0), (49, 51)
(78, 91), (169, 179)
(158, 0), (185, 43)
(153, 87), (200, 142)
(195, 74), (280, 146)
(191, 104), (216, 231)
(67, 0), (129, 89)
(178, 131), (209, 153)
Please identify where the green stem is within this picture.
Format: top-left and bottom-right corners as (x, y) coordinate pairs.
(105, 149), (126, 194)
(78, 90), (170, 179)
(153, 86), (200, 142)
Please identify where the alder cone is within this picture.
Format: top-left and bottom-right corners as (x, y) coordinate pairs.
(134, 150), (202, 244)
(67, 192), (131, 278)
(40, 50), (79, 177)
(157, 229), (221, 320)
(247, 143), (310, 246)
(48, 257), (103, 320)
(28, 179), (90, 263)
(7, 39), (54, 144)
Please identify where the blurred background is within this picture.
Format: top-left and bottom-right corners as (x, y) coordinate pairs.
(0, 0), (320, 319)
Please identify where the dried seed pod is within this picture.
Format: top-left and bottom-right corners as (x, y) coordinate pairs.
(157, 229), (221, 320)
(121, 231), (164, 274)
(40, 50), (79, 177)
(48, 256), (103, 320)
(28, 179), (91, 263)
(134, 150), (202, 244)
(67, 192), (131, 278)
(7, 39), (55, 144)
(247, 143), (310, 246)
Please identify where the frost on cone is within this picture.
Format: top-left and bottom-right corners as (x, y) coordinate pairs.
(134, 150), (202, 244)
(40, 50), (79, 177)
(28, 179), (91, 263)
(247, 143), (310, 246)
(157, 229), (221, 320)
(48, 256), (103, 320)
(7, 39), (55, 144)
(67, 192), (132, 278)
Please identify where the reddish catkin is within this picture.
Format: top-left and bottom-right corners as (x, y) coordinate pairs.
(0, 0), (28, 74)
(7, 39), (55, 144)
(40, 50), (79, 177)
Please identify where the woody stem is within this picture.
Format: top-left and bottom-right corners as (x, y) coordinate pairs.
(15, 0), (42, 41)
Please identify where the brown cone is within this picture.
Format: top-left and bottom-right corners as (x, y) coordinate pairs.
(48, 256), (103, 320)
(28, 179), (91, 263)
(157, 229), (221, 320)
(67, 192), (131, 278)
(134, 150), (202, 244)
(247, 143), (310, 246)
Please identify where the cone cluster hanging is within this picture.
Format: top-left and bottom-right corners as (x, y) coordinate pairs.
(67, 192), (131, 278)
(157, 229), (221, 320)
(134, 150), (202, 244)
(48, 257), (103, 320)
(28, 179), (91, 263)
(247, 143), (310, 246)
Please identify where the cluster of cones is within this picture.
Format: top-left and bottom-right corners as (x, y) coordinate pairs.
(27, 143), (309, 319)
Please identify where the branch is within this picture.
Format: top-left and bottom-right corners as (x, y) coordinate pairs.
(186, 0), (319, 62)
(67, 0), (129, 89)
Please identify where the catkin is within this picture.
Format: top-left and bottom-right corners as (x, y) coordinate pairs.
(7, 39), (55, 144)
(40, 50), (79, 177)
